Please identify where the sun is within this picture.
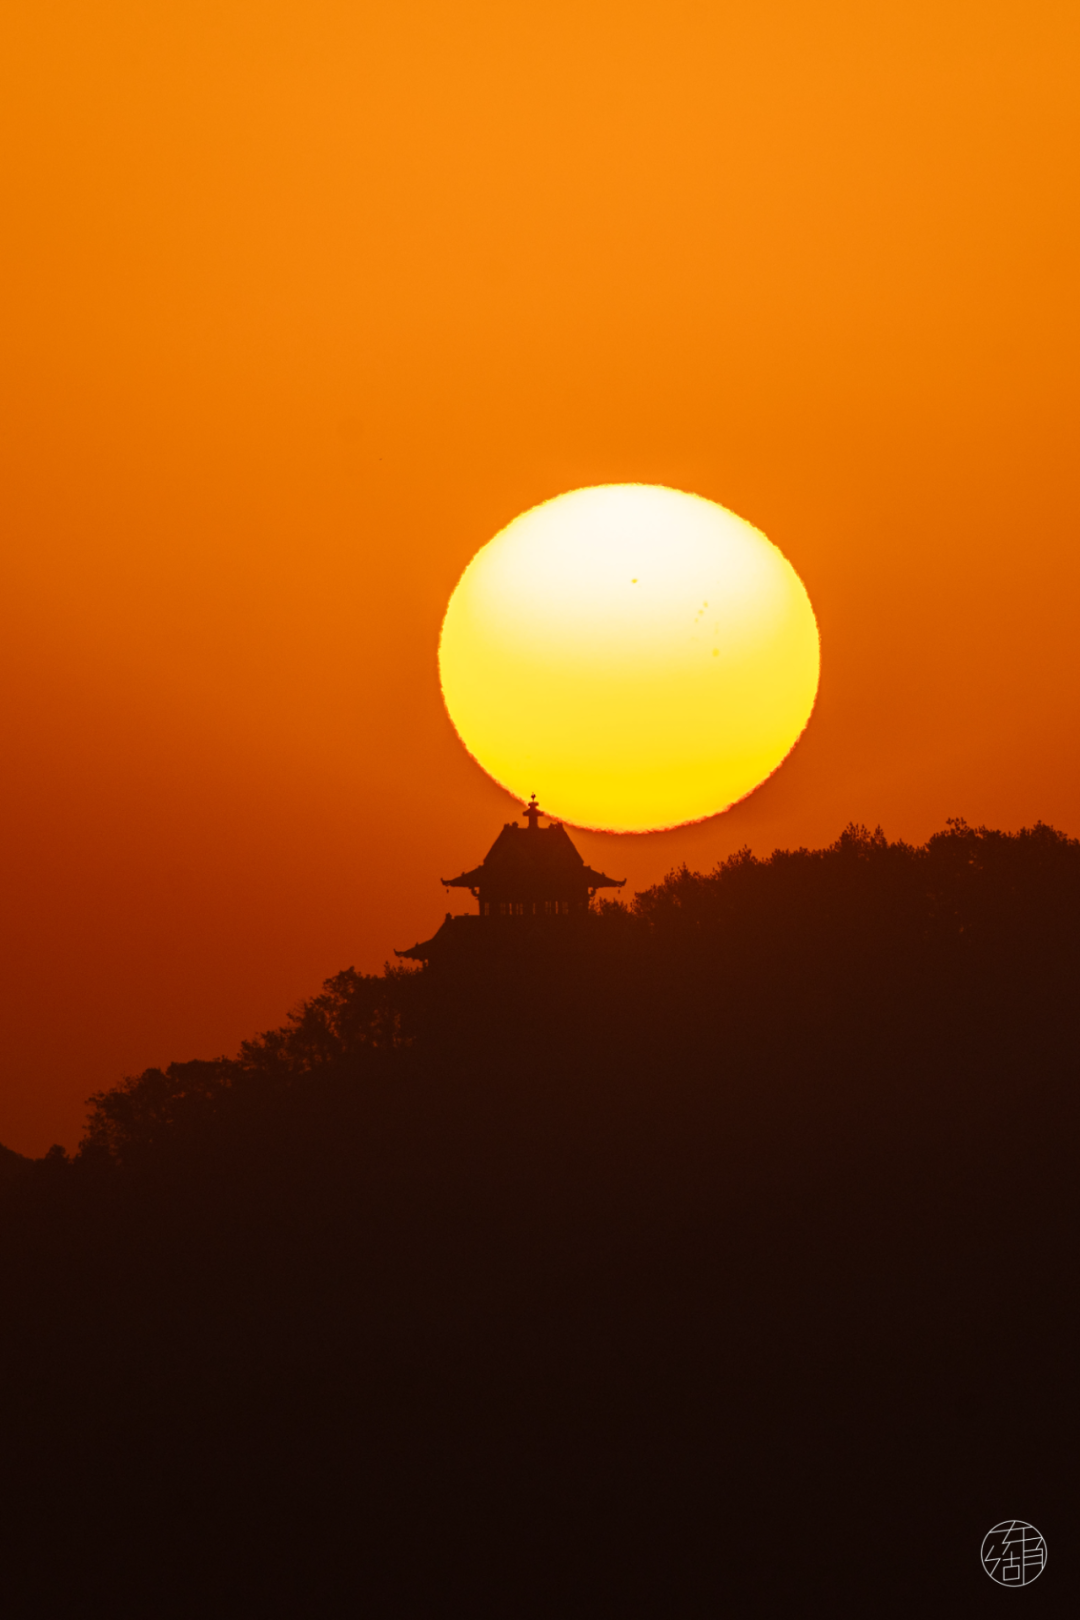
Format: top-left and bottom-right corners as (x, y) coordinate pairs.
(438, 484), (820, 833)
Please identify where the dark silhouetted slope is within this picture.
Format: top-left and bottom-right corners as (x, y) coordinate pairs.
(0, 1140), (30, 1185)
(0, 821), (1077, 1618)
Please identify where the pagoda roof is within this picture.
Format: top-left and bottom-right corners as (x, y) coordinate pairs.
(442, 808), (624, 893)
(396, 913), (481, 962)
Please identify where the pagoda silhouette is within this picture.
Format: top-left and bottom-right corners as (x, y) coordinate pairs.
(397, 795), (625, 965)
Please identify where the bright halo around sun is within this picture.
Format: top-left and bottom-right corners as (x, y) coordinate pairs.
(438, 484), (820, 833)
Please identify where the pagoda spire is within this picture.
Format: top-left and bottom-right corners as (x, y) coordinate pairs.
(523, 794), (544, 830)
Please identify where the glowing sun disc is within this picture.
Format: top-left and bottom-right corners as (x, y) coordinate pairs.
(439, 484), (820, 833)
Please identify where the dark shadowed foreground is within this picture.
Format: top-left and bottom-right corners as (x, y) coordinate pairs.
(1, 822), (1077, 1617)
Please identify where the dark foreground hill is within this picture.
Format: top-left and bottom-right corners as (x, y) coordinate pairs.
(1, 820), (1077, 1617)
(0, 1139), (29, 1184)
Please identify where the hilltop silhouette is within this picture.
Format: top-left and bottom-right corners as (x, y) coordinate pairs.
(1, 818), (1077, 1617)
(0, 1139), (29, 1186)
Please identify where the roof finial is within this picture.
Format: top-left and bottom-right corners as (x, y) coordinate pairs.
(523, 794), (544, 830)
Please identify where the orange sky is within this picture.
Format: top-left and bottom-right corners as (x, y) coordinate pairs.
(3, 0), (1079, 1153)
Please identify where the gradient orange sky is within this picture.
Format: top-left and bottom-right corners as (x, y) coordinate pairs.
(3, 0), (1079, 1153)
